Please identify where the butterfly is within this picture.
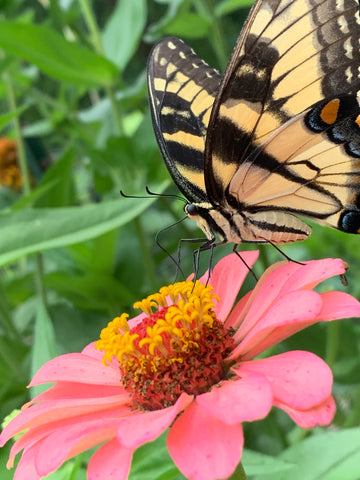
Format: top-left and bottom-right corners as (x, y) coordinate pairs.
(147, 0), (360, 251)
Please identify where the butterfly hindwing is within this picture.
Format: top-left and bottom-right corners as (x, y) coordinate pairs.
(147, 37), (220, 203)
(228, 96), (360, 239)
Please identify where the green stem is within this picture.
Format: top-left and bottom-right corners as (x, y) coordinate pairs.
(5, 65), (49, 311)
(78, 0), (104, 55)
(34, 254), (49, 311)
(134, 216), (158, 291)
(79, 0), (124, 135)
(5, 71), (31, 195)
(0, 278), (22, 342)
(194, 0), (228, 70)
(325, 320), (339, 369)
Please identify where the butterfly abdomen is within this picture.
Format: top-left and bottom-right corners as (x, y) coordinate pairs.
(187, 202), (312, 244)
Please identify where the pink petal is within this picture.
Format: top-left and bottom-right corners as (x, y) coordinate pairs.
(127, 311), (147, 329)
(0, 397), (129, 445)
(117, 393), (193, 449)
(29, 353), (121, 387)
(225, 291), (252, 329)
(318, 291), (360, 321)
(32, 382), (124, 403)
(88, 438), (133, 480)
(35, 419), (118, 475)
(232, 290), (323, 360)
(6, 405), (129, 464)
(82, 342), (102, 359)
(204, 251), (259, 322)
(235, 351), (333, 410)
(13, 444), (41, 480)
(230, 258), (346, 337)
(167, 401), (243, 480)
(196, 371), (272, 424)
(278, 258), (347, 291)
(275, 395), (336, 428)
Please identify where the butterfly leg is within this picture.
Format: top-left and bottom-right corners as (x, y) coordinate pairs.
(260, 238), (304, 265)
(174, 236), (216, 281)
(232, 245), (258, 281)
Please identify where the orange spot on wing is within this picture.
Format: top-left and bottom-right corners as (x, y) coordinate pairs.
(320, 99), (340, 125)
(356, 115), (360, 128)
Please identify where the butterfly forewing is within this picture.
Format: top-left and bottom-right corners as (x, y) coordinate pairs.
(147, 37), (221, 203)
(229, 96), (360, 230)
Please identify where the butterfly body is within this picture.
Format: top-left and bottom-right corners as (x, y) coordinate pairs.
(147, 0), (360, 248)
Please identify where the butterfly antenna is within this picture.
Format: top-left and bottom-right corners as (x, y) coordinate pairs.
(145, 186), (187, 203)
(120, 187), (187, 203)
(120, 190), (150, 199)
(233, 245), (258, 281)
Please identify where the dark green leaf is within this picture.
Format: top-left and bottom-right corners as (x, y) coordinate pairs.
(0, 183), (168, 266)
(0, 21), (118, 87)
(102, 0), (147, 71)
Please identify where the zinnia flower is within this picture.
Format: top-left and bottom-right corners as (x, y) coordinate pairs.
(1, 252), (359, 480)
(0, 137), (22, 190)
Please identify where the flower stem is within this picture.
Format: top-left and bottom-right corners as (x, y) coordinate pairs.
(5, 63), (49, 312)
(193, 0), (228, 70)
(79, 0), (124, 136)
(325, 320), (339, 369)
(227, 461), (248, 480)
(4, 70), (31, 196)
(134, 216), (158, 291)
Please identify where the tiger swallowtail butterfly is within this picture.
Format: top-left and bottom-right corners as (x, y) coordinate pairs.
(147, 0), (360, 250)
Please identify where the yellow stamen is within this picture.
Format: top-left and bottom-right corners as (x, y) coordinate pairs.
(96, 280), (218, 366)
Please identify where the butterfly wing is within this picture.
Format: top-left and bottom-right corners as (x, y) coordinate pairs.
(147, 37), (220, 203)
(229, 95), (360, 240)
(205, 0), (360, 206)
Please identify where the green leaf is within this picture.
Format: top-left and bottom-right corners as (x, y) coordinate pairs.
(0, 106), (28, 131)
(31, 300), (59, 397)
(130, 433), (184, 480)
(0, 21), (118, 87)
(259, 428), (360, 480)
(242, 449), (293, 475)
(0, 182), (169, 266)
(163, 12), (210, 38)
(44, 270), (134, 311)
(216, 0), (254, 16)
(102, 0), (147, 71)
(33, 148), (76, 207)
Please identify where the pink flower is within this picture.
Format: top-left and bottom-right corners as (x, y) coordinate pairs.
(1, 252), (359, 480)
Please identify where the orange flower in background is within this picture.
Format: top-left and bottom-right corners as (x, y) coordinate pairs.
(0, 137), (22, 190)
(1, 252), (360, 480)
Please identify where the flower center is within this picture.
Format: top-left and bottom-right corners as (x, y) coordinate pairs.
(96, 281), (235, 410)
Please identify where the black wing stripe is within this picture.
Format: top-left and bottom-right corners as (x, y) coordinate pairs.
(147, 37), (220, 203)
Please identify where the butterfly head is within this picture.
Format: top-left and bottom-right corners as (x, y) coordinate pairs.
(185, 202), (218, 242)
(339, 210), (360, 234)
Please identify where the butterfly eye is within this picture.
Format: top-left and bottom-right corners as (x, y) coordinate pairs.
(339, 210), (360, 234)
(185, 204), (199, 217)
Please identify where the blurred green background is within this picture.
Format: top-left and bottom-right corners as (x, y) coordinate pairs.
(0, 0), (360, 479)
